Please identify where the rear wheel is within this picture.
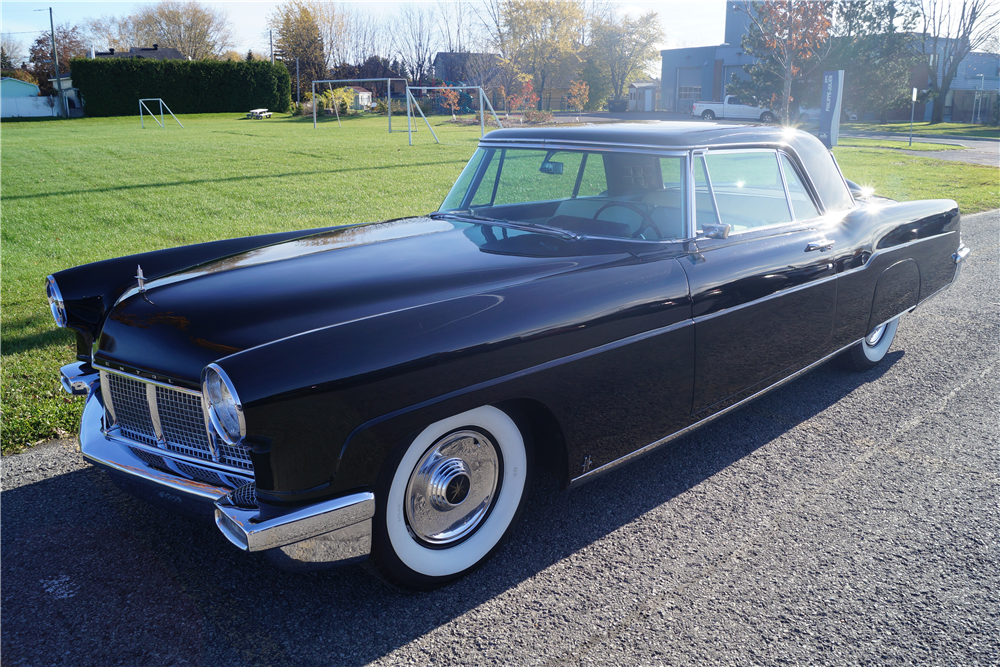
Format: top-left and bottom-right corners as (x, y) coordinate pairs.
(701, 110), (716, 120)
(838, 317), (900, 371)
(760, 111), (776, 123)
(368, 406), (531, 590)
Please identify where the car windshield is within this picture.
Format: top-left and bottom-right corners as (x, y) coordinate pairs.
(439, 148), (689, 241)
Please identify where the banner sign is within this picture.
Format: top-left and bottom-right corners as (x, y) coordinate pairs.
(818, 70), (844, 148)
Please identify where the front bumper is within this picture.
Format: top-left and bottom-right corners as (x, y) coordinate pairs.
(74, 373), (374, 570)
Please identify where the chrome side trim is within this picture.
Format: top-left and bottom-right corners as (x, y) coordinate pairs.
(569, 336), (865, 488)
(692, 271), (838, 324)
(94, 363), (201, 395)
(343, 316), (695, 444)
(836, 230), (959, 280)
(215, 491), (375, 553)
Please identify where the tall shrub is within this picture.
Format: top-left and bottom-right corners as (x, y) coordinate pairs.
(70, 58), (291, 117)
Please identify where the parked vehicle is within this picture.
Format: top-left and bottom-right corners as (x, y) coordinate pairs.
(49, 122), (968, 589)
(693, 95), (776, 123)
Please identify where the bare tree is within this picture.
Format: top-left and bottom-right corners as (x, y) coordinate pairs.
(1, 32), (26, 67)
(917, 0), (1000, 123)
(395, 4), (438, 83)
(85, 1), (234, 59)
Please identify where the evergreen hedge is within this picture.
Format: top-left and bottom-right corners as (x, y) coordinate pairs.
(70, 59), (291, 117)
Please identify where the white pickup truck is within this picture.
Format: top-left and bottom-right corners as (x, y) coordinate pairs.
(691, 95), (777, 123)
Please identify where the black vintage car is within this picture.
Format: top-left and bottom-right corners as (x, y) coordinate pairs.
(48, 123), (968, 589)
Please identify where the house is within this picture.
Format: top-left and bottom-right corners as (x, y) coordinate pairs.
(47, 73), (83, 116)
(629, 80), (661, 111)
(349, 86), (372, 110)
(923, 49), (999, 122)
(0, 76), (56, 118)
(94, 44), (186, 61)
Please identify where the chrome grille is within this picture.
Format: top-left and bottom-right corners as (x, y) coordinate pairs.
(104, 370), (253, 472)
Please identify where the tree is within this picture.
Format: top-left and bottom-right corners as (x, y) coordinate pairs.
(588, 11), (662, 101)
(826, 0), (921, 122)
(395, 4), (437, 84)
(579, 54), (612, 110)
(28, 23), (87, 76)
(269, 0), (325, 101)
(733, 1), (833, 122)
(86, 1), (233, 59)
(2, 32), (25, 68)
(566, 79), (589, 110)
(437, 85), (461, 118)
(503, 0), (585, 109)
(916, 0), (1000, 123)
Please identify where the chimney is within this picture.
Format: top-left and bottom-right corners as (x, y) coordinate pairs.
(153, 44), (158, 51)
(109, 48), (114, 55)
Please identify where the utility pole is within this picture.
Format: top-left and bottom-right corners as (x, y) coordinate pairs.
(44, 7), (67, 117)
(270, 29), (274, 65)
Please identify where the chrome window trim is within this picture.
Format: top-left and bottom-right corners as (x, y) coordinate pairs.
(776, 149), (825, 217)
(697, 152), (722, 230)
(774, 151), (797, 220)
(570, 333), (869, 487)
(477, 140), (690, 158)
(828, 151), (857, 210)
(685, 151), (697, 239)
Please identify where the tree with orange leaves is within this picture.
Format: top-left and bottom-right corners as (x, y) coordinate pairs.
(567, 80), (589, 111)
(438, 86), (460, 119)
(733, 1), (832, 123)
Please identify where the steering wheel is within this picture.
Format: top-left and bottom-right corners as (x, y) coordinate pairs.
(593, 201), (662, 239)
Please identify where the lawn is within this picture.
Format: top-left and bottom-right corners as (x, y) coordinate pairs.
(1, 113), (998, 454)
(841, 121), (1000, 139)
(836, 137), (964, 151)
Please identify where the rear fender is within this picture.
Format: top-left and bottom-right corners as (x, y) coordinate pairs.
(868, 259), (919, 335)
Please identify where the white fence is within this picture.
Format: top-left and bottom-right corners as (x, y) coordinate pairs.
(1, 96), (58, 118)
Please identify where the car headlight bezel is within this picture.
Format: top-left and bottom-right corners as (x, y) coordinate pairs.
(201, 363), (246, 445)
(46, 275), (67, 328)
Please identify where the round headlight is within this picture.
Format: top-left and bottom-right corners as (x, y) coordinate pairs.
(202, 363), (245, 445)
(45, 275), (67, 328)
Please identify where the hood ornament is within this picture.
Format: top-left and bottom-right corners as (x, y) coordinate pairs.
(135, 265), (147, 293)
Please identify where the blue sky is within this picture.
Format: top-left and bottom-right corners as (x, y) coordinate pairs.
(2, 1), (728, 57)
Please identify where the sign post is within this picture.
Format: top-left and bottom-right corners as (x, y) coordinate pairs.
(818, 70), (844, 149)
(909, 87), (918, 146)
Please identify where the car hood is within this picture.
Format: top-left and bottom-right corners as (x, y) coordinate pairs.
(95, 217), (629, 382)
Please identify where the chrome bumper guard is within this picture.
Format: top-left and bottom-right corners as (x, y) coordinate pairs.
(71, 366), (375, 570)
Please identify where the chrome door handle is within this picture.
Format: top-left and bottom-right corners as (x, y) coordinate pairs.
(806, 240), (835, 252)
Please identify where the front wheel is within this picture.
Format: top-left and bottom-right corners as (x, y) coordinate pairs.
(368, 406), (531, 590)
(701, 110), (716, 120)
(838, 317), (900, 371)
(760, 111), (775, 123)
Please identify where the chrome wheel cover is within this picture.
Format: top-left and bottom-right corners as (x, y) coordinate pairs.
(866, 322), (888, 347)
(405, 430), (500, 546)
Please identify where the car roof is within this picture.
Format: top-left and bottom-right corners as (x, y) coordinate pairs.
(482, 121), (795, 150)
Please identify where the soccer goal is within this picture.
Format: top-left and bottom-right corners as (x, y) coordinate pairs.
(138, 98), (183, 128)
(404, 86), (503, 146)
(310, 78), (408, 131)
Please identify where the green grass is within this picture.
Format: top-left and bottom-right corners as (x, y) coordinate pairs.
(1, 112), (482, 454)
(2, 112), (997, 454)
(837, 137), (964, 151)
(832, 146), (999, 213)
(841, 121), (1000, 139)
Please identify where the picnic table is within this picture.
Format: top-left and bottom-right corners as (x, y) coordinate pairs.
(247, 108), (272, 119)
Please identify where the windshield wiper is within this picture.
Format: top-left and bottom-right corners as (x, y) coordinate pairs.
(430, 211), (580, 241)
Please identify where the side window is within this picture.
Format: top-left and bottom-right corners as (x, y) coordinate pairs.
(694, 156), (719, 228)
(704, 151), (792, 231)
(575, 153), (608, 197)
(494, 150), (583, 205)
(779, 154), (820, 220)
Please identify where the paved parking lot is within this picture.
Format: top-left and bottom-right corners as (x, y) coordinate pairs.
(2, 210), (996, 667)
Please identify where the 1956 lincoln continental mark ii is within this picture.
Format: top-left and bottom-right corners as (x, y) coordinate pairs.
(47, 123), (969, 589)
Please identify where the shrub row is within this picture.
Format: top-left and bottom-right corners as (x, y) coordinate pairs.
(70, 59), (291, 117)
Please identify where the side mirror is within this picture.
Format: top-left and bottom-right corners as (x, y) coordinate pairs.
(701, 223), (731, 239)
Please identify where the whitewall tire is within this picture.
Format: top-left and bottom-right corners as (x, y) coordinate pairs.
(839, 317), (900, 371)
(369, 405), (531, 589)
